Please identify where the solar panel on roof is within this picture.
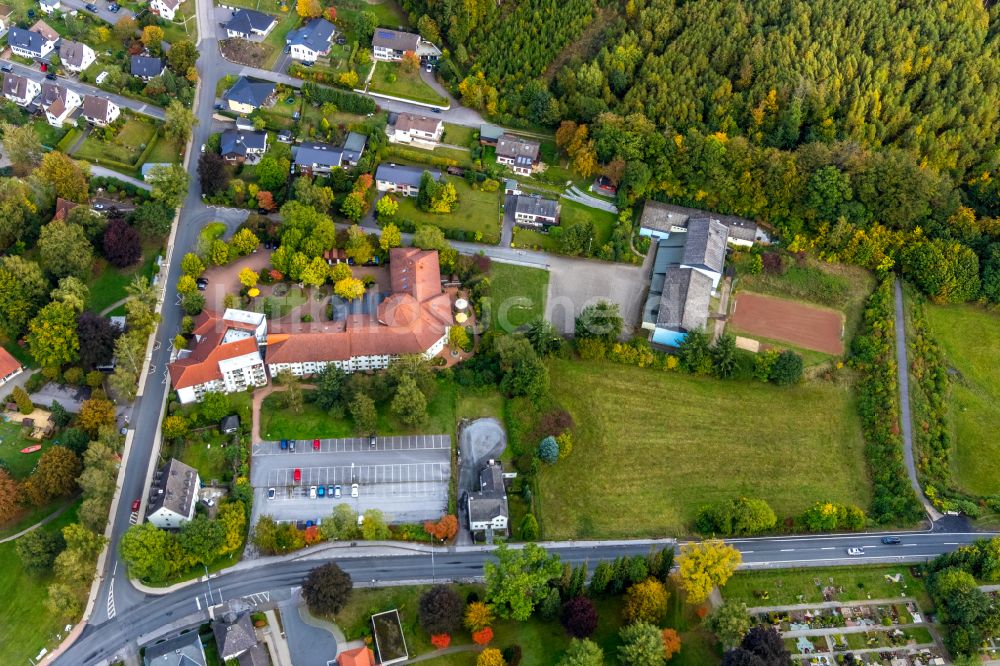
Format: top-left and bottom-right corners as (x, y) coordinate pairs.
(377, 30), (395, 38)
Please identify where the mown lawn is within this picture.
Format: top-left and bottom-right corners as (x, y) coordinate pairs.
(0, 419), (48, 479)
(456, 387), (504, 421)
(512, 199), (616, 254)
(0, 501), (81, 666)
(144, 135), (184, 165)
(395, 178), (501, 243)
(75, 117), (158, 167)
(368, 61), (447, 107)
(724, 565), (930, 610)
(487, 263), (549, 333)
(87, 245), (162, 314)
(925, 304), (1000, 496)
(442, 123), (476, 147)
(538, 360), (871, 538)
(259, 377), (457, 440)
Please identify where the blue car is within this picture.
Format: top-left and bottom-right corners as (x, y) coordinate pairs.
(317, 485), (326, 498)
(280, 439), (288, 450)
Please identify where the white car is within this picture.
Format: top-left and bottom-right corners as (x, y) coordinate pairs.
(200, 143), (206, 153)
(847, 547), (865, 556)
(309, 485), (317, 499)
(351, 483), (359, 498)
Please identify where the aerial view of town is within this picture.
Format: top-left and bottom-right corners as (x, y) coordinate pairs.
(0, 0), (998, 664)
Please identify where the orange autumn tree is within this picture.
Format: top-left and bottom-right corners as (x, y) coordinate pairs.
(430, 633), (451, 649)
(423, 515), (458, 541)
(662, 628), (682, 660)
(257, 190), (275, 212)
(472, 627), (494, 645)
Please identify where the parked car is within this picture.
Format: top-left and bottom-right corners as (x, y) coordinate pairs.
(313, 438), (320, 451)
(201, 497), (215, 507)
(131, 498), (141, 512)
(45, 73), (56, 80)
(431, 107), (442, 113)
(317, 485), (325, 498)
(369, 434), (376, 449)
(289, 439), (296, 451)
(0, 64), (12, 73)
(213, 102), (224, 110)
(280, 439), (288, 450)
(283, 44), (290, 54)
(200, 143), (206, 153)
(309, 485), (317, 499)
(327, 485), (335, 497)
(85, 3), (98, 11)
(195, 277), (209, 290)
(351, 483), (359, 498)
(267, 487), (275, 500)
(846, 547), (864, 556)
(334, 485), (342, 499)
(109, 3), (120, 12)
(293, 468), (301, 482)
(881, 536), (902, 545)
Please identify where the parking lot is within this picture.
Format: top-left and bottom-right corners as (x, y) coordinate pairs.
(249, 435), (452, 528)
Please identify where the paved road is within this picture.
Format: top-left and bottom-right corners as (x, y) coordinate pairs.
(0, 58), (166, 121)
(61, 0), (124, 27)
(54, 530), (994, 665)
(893, 278), (941, 521)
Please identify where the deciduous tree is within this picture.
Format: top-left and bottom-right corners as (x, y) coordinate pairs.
(423, 514), (458, 541)
(708, 601), (752, 649)
(0, 468), (20, 523)
(39, 220), (93, 280)
(464, 601), (494, 632)
(78, 396), (117, 437)
(675, 539), (742, 605)
(376, 196), (399, 220)
(662, 628), (682, 660)
(164, 100), (198, 142)
(558, 639), (604, 666)
(0, 121), (43, 174)
(335, 277), (365, 301)
(617, 622), (666, 666)
(102, 219), (142, 268)
(484, 543), (562, 620)
(141, 25), (164, 50)
(361, 508), (391, 540)
(302, 562), (353, 614)
(560, 597), (598, 638)
(419, 585), (464, 635)
(37, 151), (89, 203)
(23, 446), (81, 504)
(391, 374), (427, 426)
(148, 164), (189, 210)
(0, 256), (48, 337)
(16, 527), (65, 574)
(28, 301), (80, 367)
(348, 392), (377, 434)
(198, 153), (231, 196)
(623, 578), (669, 624)
(476, 648), (503, 666)
(296, 0), (321, 18)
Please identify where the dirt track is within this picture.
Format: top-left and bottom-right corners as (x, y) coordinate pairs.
(729, 292), (844, 355)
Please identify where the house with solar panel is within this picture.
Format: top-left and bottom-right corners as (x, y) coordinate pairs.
(286, 17), (335, 62)
(371, 28), (440, 64)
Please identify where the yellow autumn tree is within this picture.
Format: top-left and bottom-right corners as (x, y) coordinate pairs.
(674, 539), (741, 605)
(296, 0), (321, 18)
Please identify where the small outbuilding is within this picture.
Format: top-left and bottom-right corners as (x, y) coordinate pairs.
(220, 414), (240, 435)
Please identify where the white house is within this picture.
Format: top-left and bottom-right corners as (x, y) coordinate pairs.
(38, 0), (60, 15)
(371, 28), (440, 63)
(222, 76), (275, 114)
(510, 193), (560, 228)
(224, 9), (276, 40)
(0, 347), (23, 389)
(40, 82), (81, 127)
(59, 40), (96, 73)
(467, 461), (509, 535)
(8, 21), (59, 59)
(495, 133), (540, 176)
(80, 95), (120, 126)
(388, 112), (443, 146)
(168, 309), (268, 404)
(2, 73), (40, 106)
(146, 458), (200, 529)
(374, 163), (439, 197)
(285, 18), (334, 62)
(149, 0), (181, 22)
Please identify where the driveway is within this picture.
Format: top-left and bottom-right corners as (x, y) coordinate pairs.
(564, 185), (618, 214)
(278, 598), (340, 666)
(544, 250), (654, 336)
(456, 418), (506, 545)
(61, 0), (125, 27)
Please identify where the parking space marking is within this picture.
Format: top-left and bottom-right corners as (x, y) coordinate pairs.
(253, 434), (450, 456)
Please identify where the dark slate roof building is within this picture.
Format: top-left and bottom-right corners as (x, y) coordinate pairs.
(513, 194), (559, 220)
(237, 644), (270, 666)
(225, 8), (276, 38)
(655, 267), (714, 334)
(294, 141), (343, 171)
(143, 631), (208, 666)
(681, 217), (728, 276)
(286, 18), (335, 51)
(371, 28), (419, 53)
(342, 131), (367, 165)
(8, 27), (48, 56)
(375, 163), (440, 189)
(213, 613), (258, 662)
(639, 200), (763, 245)
(147, 458), (199, 528)
(220, 129), (268, 161)
(219, 414), (240, 434)
(130, 55), (164, 78)
(467, 461), (509, 535)
(223, 77), (276, 109)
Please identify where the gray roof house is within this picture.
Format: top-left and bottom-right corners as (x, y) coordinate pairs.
(467, 461), (509, 536)
(510, 193), (560, 227)
(638, 200), (764, 246)
(479, 124), (504, 145)
(143, 631), (207, 666)
(220, 129), (268, 163)
(341, 131), (367, 165)
(130, 55), (164, 79)
(59, 40), (95, 72)
(223, 77), (276, 111)
(213, 613), (258, 662)
(375, 163), (440, 195)
(681, 217), (728, 278)
(495, 134), (540, 174)
(219, 414), (240, 434)
(286, 18), (335, 60)
(372, 28), (419, 54)
(655, 267), (714, 334)
(147, 458), (200, 529)
(3, 73), (39, 105)
(238, 645), (270, 666)
(294, 141), (343, 173)
(225, 9), (276, 39)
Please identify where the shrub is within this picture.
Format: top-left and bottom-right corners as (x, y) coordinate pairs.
(561, 596), (598, 638)
(501, 645), (522, 666)
(556, 432), (573, 459)
(537, 436), (559, 463)
(476, 648), (504, 666)
(464, 601), (493, 632)
(770, 349), (803, 385)
(472, 627), (494, 645)
(520, 513), (539, 540)
(623, 578), (669, 624)
(695, 497), (778, 536)
(430, 633), (451, 649)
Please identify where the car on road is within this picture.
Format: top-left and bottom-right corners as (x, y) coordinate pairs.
(1, 64), (12, 73)
(293, 468), (301, 482)
(309, 485), (317, 499)
(283, 44), (290, 53)
(846, 547), (865, 556)
(317, 485), (325, 498)
(85, 3), (97, 10)
(313, 438), (320, 451)
(425, 65), (432, 72)
(431, 107), (442, 113)
(213, 102), (224, 110)
(881, 536), (902, 545)
(131, 499), (141, 512)
(109, 3), (120, 11)
(280, 439), (288, 450)
(334, 485), (341, 498)
(267, 487), (275, 500)
(45, 73), (56, 80)
(351, 483), (359, 498)
(200, 143), (206, 153)
(195, 277), (209, 290)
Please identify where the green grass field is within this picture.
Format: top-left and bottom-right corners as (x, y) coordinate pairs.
(442, 123), (476, 147)
(537, 359), (870, 538)
(723, 565), (930, 609)
(925, 304), (1000, 496)
(512, 199), (616, 254)
(368, 61), (447, 106)
(87, 246), (161, 314)
(260, 377), (457, 440)
(75, 117), (158, 167)
(456, 388), (504, 421)
(0, 419), (47, 479)
(0, 501), (81, 666)
(488, 263), (549, 332)
(396, 178), (501, 243)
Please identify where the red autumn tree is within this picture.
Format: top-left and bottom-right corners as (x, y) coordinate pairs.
(257, 190), (276, 212)
(472, 627), (494, 645)
(324, 6), (336, 21)
(430, 633), (451, 649)
(423, 515), (459, 541)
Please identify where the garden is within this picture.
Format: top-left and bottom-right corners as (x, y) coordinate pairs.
(511, 199), (617, 255)
(485, 263), (549, 333)
(64, 115), (179, 179)
(368, 61), (448, 107)
(394, 177), (502, 244)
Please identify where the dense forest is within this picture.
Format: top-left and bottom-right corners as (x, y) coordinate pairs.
(410, 0), (1000, 303)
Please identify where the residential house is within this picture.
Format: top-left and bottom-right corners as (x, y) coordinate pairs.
(293, 141), (343, 174)
(167, 308), (268, 404)
(510, 193), (559, 228)
(341, 131), (367, 167)
(479, 123), (503, 146)
(276, 129), (293, 144)
(130, 55), (163, 80)
(149, 0), (181, 21)
(503, 178), (521, 196)
(224, 9), (276, 39)
(143, 632), (208, 666)
(38, 0), (60, 15)
(8, 21), (59, 59)
(2, 73), (40, 106)
(638, 200), (765, 247)
(146, 458), (200, 529)
(223, 76), (275, 114)
(40, 82), (81, 127)
(285, 18), (334, 62)
(220, 129), (268, 164)
(219, 414), (240, 435)
(388, 112), (442, 146)
(338, 646), (376, 666)
(0, 5), (16, 32)
(467, 460), (509, 536)
(371, 28), (440, 63)
(80, 95), (120, 126)
(0, 347), (23, 389)
(237, 646), (269, 666)
(374, 163), (439, 197)
(266, 247), (452, 377)
(495, 133), (540, 176)
(52, 196), (77, 220)
(639, 216), (729, 347)
(59, 40), (96, 73)
(212, 614), (258, 662)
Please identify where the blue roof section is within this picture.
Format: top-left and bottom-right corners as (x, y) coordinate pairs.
(223, 77), (275, 108)
(286, 18), (335, 52)
(8, 27), (46, 54)
(225, 8), (275, 35)
(130, 55), (163, 77)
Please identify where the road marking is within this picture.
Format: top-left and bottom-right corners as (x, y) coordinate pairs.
(902, 543), (917, 547)
(741, 550), (754, 554)
(944, 542), (960, 545)
(196, 596), (201, 610)
(780, 548), (795, 552)
(106, 581), (116, 619)
(820, 547), (835, 550)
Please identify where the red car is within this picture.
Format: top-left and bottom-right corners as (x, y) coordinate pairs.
(40, 63), (47, 72)
(131, 499), (141, 512)
(293, 468), (301, 482)
(313, 438), (320, 451)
